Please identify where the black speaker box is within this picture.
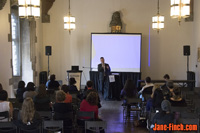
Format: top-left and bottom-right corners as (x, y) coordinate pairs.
(45, 46), (52, 56)
(183, 45), (190, 56)
(39, 71), (47, 85)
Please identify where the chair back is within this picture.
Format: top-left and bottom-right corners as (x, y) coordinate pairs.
(85, 121), (107, 133)
(54, 111), (73, 120)
(19, 127), (41, 133)
(171, 106), (188, 113)
(126, 98), (142, 105)
(77, 111), (95, 120)
(0, 111), (9, 121)
(0, 122), (17, 133)
(43, 120), (63, 132)
(38, 111), (52, 120)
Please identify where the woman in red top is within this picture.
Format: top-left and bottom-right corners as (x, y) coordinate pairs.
(80, 92), (99, 119)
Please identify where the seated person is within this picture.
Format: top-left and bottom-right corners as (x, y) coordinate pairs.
(162, 81), (174, 100)
(48, 74), (60, 90)
(53, 90), (72, 119)
(16, 81), (26, 103)
(23, 82), (37, 99)
(80, 92), (99, 120)
(138, 77), (154, 96)
(169, 87), (187, 107)
(146, 85), (159, 112)
(61, 85), (72, 103)
(13, 98), (42, 130)
(151, 100), (174, 132)
(120, 79), (138, 104)
(84, 80), (101, 108)
(0, 90), (13, 121)
(0, 83), (3, 91)
(33, 84), (51, 111)
(152, 87), (164, 110)
(69, 78), (78, 93)
(160, 74), (170, 90)
(45, 75), (51, 88)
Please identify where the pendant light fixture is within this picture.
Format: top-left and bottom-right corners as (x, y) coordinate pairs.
(64, 0), (76, 34)
(18, 0), (40, 19)
(152, 0), (164, 33)
(170, 0), (190, 25)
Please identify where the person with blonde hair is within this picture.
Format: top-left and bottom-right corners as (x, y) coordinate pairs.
(14, 97), (41, 130)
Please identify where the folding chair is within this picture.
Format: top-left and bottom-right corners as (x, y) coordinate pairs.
(171, 106), (188, 113)
(19, 126), (42, 133)
(54, 112), (74, 132)
(38, 111), (52, 120)
(123, 98), (142, 124)
(0, 111), (9, 121)
(85, 121), (107, 133)
(0, 122), (17, 133)
(43, 120), (63, 133)
(77, 111), (95, 132)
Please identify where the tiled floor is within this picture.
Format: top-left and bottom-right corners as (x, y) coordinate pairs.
(98, 97), (149, 133)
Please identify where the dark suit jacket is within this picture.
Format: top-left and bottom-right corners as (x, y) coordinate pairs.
(98, 63), (111, 80)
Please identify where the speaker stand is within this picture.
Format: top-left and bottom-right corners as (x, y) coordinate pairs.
(187, 55), (189, 72)
(48, 54), (50, 76)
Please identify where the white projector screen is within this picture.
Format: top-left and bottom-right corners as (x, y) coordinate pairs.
(91, 33), (142, 72)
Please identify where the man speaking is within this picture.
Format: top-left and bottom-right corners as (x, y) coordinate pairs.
(98, 57), (111, 100)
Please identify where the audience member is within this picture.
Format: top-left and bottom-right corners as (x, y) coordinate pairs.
(61, 84), (72, 103)
(161, 74), (170, 90)
(53, 90), (72, 114)
(170, 87), (187, 107)
(0, 90), (13, 121)
(163, 81), (174, 100)
(0, 83), (3, 91)
(146, 85), (159, 112)
(48, 74), (60, 90)
(14, 98), (42, 130)
(46, 75), (51, 88)
(33, 84), (50, 111)
(151, 100), (174, 132)
(138, 77), (154, 95)
(80, 92), (99, 119)
(152, 87), (164, 109)
(69, 77), (78, 92)
(120, 79), (138, 100)
(16, 81), (26, 103)
(23, 82), (37, 99)
(84, 80), (101, 108)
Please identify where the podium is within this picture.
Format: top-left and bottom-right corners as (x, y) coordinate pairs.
(67, 70), (82, 91)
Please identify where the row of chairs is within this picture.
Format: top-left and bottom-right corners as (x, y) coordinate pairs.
(0, 110), (107, 133)
(0, 120), (107, 133)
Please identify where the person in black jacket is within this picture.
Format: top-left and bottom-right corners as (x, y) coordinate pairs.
(98, 57), (111, 100)
(48, 74), (60, 90)
(33, 84), (50, 111)
(16, 81), (26, 103)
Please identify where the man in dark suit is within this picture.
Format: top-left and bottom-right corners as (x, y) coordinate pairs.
(98, 57), (111, 100)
